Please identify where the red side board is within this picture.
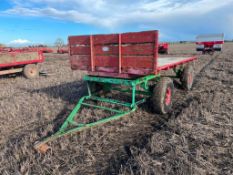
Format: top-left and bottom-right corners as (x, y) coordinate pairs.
(69, 31), (159, 78)
(196, 41), (224, 45)
(0, 51), (44, 68)
(196, 41), (224, 47)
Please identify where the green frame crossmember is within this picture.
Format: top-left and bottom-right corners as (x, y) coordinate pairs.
(34, 74), (160, 152)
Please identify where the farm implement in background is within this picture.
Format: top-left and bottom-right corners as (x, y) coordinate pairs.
(0, 49), (44, 78)
(34, 30), (197, 153)
(23, 46), (54, 53)
(196, 33), (224, 55)
(0, 46), (53, 53)
(57, 47), (69, 54)
(158, 43), (169, 54)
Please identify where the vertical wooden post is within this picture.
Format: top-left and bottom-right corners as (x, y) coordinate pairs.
(119, 34), (122, 74)
(90, 35), (95, 71)
(154, 31), (159, 74)
(68, 37), (71, 56)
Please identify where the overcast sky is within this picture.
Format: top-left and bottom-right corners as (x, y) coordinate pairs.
(0, 0), (233, 46)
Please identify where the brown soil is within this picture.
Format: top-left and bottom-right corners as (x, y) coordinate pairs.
(0, 44), (232, 175)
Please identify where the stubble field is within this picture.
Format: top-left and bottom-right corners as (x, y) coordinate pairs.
(0, 43), (232, 175)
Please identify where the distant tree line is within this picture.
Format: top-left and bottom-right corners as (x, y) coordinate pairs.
(28, 44), (48, 48)
(55, 38), (65, 49)
(224, 40), (233, 42)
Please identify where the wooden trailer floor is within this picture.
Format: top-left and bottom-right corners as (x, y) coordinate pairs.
(157, 56), (195, 70)
(87, 56), (196, 78)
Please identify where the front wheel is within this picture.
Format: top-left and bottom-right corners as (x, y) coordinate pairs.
(151, 78), (174, 114)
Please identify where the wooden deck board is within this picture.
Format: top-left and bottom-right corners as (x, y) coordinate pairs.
(157, 57), (190, 68)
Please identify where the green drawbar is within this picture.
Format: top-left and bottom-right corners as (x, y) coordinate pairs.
(34, 74), (160, 153)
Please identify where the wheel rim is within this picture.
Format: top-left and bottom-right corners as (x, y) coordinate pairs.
(165, 87), (171, 105)
(188, 74), (193, 85)
(30, 68), (35, 75)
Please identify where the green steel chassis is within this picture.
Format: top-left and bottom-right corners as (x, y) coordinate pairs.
(34, 71), (183, 153)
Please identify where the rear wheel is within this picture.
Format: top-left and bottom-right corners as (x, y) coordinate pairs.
(180, 64), (194, 90)
(23, 64), (39, 79)
(151, 78), (174, 114)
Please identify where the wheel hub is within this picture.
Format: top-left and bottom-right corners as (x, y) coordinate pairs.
(165, 87), (171, 105)
(188, 74), (193, 85)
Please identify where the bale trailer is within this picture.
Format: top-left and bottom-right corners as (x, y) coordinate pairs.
(34, 30), (197, 153)
(0, 50), (44, 78)
(196, 33), (224, 55)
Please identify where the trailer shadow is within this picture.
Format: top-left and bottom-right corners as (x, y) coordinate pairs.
(0, 72), (22, 79)
(16, 77), (195, 139)
(102, 94), (201, 174)
(21, 80), (87, 104)
(18, 80), (158, 133)
(173, 79), (183, 89)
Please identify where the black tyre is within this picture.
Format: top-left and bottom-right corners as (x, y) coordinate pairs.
(151, 78), (174, 114)
(180, 64), (194, 90)
(23, 64), (39, 79)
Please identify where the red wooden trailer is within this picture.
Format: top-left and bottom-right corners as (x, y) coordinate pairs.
(34, 30), (198, 153)
(0, 50), (44, 78)
(69, 30), (196, 78)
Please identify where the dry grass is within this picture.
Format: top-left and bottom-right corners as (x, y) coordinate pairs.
(0, 44), (232, 174)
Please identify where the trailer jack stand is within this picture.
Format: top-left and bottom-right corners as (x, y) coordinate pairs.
(34, 75), (160, 153)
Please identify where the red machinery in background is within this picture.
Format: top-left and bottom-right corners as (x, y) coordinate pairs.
(0, 46), (53, 53)
(37, 47), (54, 53)
(196, 34), (224, 55)
(26, 46), (54, 53)
(57, 47), (69, 54)
(158, 42), (169, 54)
(0, 49), (44, 78)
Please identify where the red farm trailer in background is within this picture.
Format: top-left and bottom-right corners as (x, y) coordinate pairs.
(196, 33), (224, 55)
(0, 47), (14, 52)
(0, 50), (44, 78)
(0, 46), (53, 53)
(38, 47), (54, 53)
(57, 47), (69, 54)
(158, 42), (169, 54)
(35, 30), (197, 153)
(27, 46), (54, 53)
